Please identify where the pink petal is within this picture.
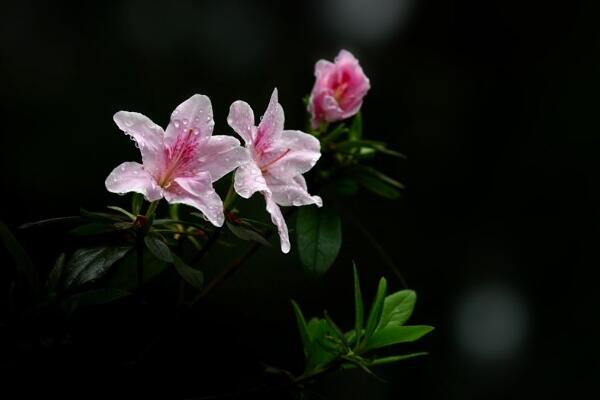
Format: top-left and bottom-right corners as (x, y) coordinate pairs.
(265, 175), (322, 207)
(164, 94), (214, 148)
(255, 88), (284, 151)
(233, 161), (268, 199)
(105, 162), (163, 201)
(164, 173), (224, 227)
(195, 135), (250, 182)
(113, 112), (165, 174)
(227, 100), (256, 145)
(260, 130), (321, 179)
(264, 191), (290, 253)
(315, 59), (335, 77)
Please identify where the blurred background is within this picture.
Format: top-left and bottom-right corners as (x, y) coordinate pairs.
(2, 0), (600, 398)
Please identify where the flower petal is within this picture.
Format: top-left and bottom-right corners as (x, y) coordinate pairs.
(260, 130), (321, 179)
(264, 191), (290, 253)
(164, 173), (224, 227)
(255, 88), (284, 151)
(227, 100), (256, 145)
(164, 94), (214, 148)
(105, 162), (163, 201)
(265, 175), (322, 207)
(113, 112), (165, 173)
(233, 161), (268, 199)
(195, 135), (250, 182)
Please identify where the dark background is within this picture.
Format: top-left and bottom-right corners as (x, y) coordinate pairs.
(2, 0), (600, 398)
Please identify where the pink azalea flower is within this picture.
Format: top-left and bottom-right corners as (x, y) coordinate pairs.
(105, 95), (248, 227)
(308, 49), (371, 129)
(227, 89), (323, 253)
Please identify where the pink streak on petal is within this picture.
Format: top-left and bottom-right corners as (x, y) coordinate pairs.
(164, 173), (224, 227)
(105, 161), (163, 202)
(164, 94), (214, 149)
(195, 135), (250, 182)
(113, 111), (165, 175)
(227, 100), (256, 145)
(259, 130), (321, 179)
(255, 88), (284, 154)
(264, 191), (290, 253)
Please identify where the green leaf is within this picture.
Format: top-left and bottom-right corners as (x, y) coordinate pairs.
(62, 246), (132, 290)
(353, 263), (364, 345)
(19, 216), (84, 230)
(46, 253), (66, 292)
(370, 352), (428, 366)
(69, 222), (116, 236)
(364, 277), (387, 341)
(107, 206), (136, 220)
(305, 318), (340, 371)
(350, 112), (363, 140)
(324, 310), (348, 348)
(0, 219), (39, 294)
(104, 249), (167, 291)
(365, 325), (434, 351)
(144, 236), (173, 263)
(226, 221), (271, 247)
(132, 194), (144, 215)
(80, 208), (126, 222)
(172, 255), (203, 289)
(377, 290), (416, 330)
(291, 300), (311, 358)
(296, 205), (342, 278)
(68, 288), (131, 308)
(320, 123), (348, 146)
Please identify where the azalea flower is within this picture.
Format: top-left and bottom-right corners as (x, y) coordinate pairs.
(106, 95), (248, 227)
(227, 89), (322, 253)
(308, 49), (370, 129)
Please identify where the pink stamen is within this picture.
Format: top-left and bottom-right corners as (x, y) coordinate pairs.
(259, 148), (290, 173)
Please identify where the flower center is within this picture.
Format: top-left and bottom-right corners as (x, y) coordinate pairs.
(159, 128), (199, 187)
(259, 148), (290, 173)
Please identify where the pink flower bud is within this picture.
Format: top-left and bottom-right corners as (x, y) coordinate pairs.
(308, 50), (371, 129)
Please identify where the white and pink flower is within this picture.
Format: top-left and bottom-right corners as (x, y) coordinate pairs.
(105, 95), (248, 227)
(227, 89), (322, 253)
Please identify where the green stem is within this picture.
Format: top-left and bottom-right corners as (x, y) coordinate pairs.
(223, 179), (238, 213)
(145, 200), (159, 219)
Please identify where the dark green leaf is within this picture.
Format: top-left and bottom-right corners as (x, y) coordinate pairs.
(296, 205), (342, 278)
(355, 174), (402, 199)
(46, 253), (66, 292)
(69, 222), (116, 236)
(107, 206), (136, 220)
(172, 255), (203, 289)
(291, 300), (311, 358)
(365, 325), (434, 351)
(353, 263), (364, 345)
(19, 216), (84, 230)
(320, 123), (348, 146)
(226, 221), (271, 247)
(104, 249), (166, 291)
(324, 310), (348, 348)
(370, 352), (428, 366)
(80, 208), (127, 222)
(0, 219), (39, 294)
(144, 236), (173, 262)
(68, 288), (131, 307)
(132, 194), (144, 215)
(305, 318), (339, 371)
(62, 246), (132, 290)
(377, 290), (416, 330)
(364, 277), (387, 341)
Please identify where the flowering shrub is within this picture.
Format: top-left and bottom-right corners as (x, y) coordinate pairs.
(0, 50), (432, 397)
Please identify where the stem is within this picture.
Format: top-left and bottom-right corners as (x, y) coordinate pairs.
(136, 240), (144, 302)
(190, 227), (222, 266)
(145, 200), (159, 218)
(223, 178), (238, 213)
(192, 240), (261, 304)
